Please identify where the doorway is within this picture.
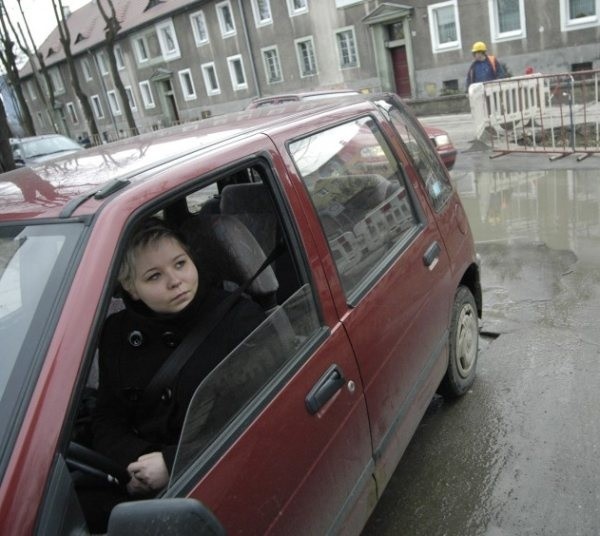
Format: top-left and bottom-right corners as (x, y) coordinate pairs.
(159, 79), (180, 125)
(390, 46), (410, 98)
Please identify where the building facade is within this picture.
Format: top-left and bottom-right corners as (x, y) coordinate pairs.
(18, 0), (600, 142)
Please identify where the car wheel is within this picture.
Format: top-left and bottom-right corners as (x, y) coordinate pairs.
(438, 285), (478, 398)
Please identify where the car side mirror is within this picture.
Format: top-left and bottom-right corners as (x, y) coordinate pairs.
(107, 498), (225, 536)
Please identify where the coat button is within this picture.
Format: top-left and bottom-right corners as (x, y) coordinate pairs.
(128, 330), (144, 347)
(162, 331), (179, 348)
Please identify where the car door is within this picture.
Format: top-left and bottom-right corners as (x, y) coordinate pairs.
(160, 156), (374, 535)
(285, 109), (454, 483)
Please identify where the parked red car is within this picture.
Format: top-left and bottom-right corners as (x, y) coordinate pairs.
(247, 90), (458, 170)
(0, 93), (480, 535)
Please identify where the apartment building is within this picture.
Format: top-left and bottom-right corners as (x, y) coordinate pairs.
(18, 0), (600, 141)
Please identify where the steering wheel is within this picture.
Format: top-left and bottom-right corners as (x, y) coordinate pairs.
(66, 441), (131, 488)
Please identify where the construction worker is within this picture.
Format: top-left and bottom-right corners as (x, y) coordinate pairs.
(466, 41), (505, 89)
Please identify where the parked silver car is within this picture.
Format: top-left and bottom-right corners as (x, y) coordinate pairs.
(10, 134), (83, 167)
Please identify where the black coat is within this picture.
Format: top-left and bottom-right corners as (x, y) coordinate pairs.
(92, 286), (265, 470)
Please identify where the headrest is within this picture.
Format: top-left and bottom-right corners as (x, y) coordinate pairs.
(220, 183), (279, 252)
(182, 214), (279, 299)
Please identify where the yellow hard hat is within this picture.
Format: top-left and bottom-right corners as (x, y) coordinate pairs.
(472, 41), (487, 53)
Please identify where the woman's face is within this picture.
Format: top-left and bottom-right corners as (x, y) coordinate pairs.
(126, 236), (199, 314)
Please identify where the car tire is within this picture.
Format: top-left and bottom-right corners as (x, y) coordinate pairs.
(438, 285), (478, 398)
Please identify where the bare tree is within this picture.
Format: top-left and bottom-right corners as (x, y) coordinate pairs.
(51, 0), (99, 142)
(11, 0), (60, 133)
(0, 96), (15, 172)
(97, 0), (138, 136)
(0, 1), (35, 135)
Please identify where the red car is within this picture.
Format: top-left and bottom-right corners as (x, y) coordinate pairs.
(247, 91), (458, 170)
(0, 93), (480, 535)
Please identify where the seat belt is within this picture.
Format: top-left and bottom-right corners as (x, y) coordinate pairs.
(139, 242), (285, 409)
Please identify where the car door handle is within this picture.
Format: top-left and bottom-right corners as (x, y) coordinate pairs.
(423, 241), (441, 270)
(305, 364), (346, 415)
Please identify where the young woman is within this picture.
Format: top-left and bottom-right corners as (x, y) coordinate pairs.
(85, 217), (265, 530)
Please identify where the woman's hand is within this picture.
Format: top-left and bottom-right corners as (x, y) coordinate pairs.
(126, 451), (169, 495)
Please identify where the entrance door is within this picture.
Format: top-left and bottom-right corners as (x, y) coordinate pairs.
(391, 46), (411, 97)
(160, 79), (180, 125)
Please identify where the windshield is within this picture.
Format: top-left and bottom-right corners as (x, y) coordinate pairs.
(15, 136), (81, 159)
(0, 222), (84, 474)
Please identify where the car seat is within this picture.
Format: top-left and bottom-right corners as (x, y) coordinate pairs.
(219, 182), (298, 302)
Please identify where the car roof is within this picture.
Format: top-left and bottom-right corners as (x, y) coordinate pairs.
(0, 94), (369, 223)
(247, 89), (360, 107)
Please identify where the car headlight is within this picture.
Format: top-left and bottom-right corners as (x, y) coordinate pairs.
(432, 134), (451, 147)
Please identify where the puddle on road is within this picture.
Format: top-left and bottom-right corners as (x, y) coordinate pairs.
(453, 168), (600, 261)
(453, 168), (600, 333)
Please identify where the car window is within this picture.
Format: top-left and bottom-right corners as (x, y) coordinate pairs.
(289, 116), (421, 296)
(0, 222), (84, 479)
(171, 283), (321, 483)
(378, 98), (453, 212)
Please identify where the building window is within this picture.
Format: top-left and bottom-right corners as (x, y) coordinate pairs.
(190, 10), (209, 45)
(114, 45), (125, 70)
(49, 68), (65, 94)
(26, 80), (37, 100)
(81, 58), (93, 81)
(125, 86), (137, 111)
(387, 22), (404, 41)
(91, 95), (104, 119)
(66, 102), (78, 124)
(336, 27), (358, 68)
(107, 90), (122, 116)
(442, 79), (459, 94)
(287, 0), (308, 16)
(262, 46), (283, 84)
(155, 19), (181, 60)
(216, 1), (236, 37)
(560, 0), (600, 30)
(201, 62), (221, 96)
(227, 55), (248, 91)
(489, 0), (526, 41)
(134, 35), (150, 63)
(571, 61), (593, 80)
(178, 69), (197, 100)
(428, 1), (461, 53)
(252, 0), (272, 26)
(39, 77), (49, 97)
(96, 50), (109, 75)
(295, 36), (317, 77)
(139, 80), (155, 109)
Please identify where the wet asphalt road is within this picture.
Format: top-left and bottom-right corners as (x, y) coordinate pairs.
(362, 118), (600, 536)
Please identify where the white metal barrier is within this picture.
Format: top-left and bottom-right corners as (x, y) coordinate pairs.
(469, 70), (600, 160)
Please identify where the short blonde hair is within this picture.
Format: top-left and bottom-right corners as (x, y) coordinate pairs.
(118, 217), (191, 293)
